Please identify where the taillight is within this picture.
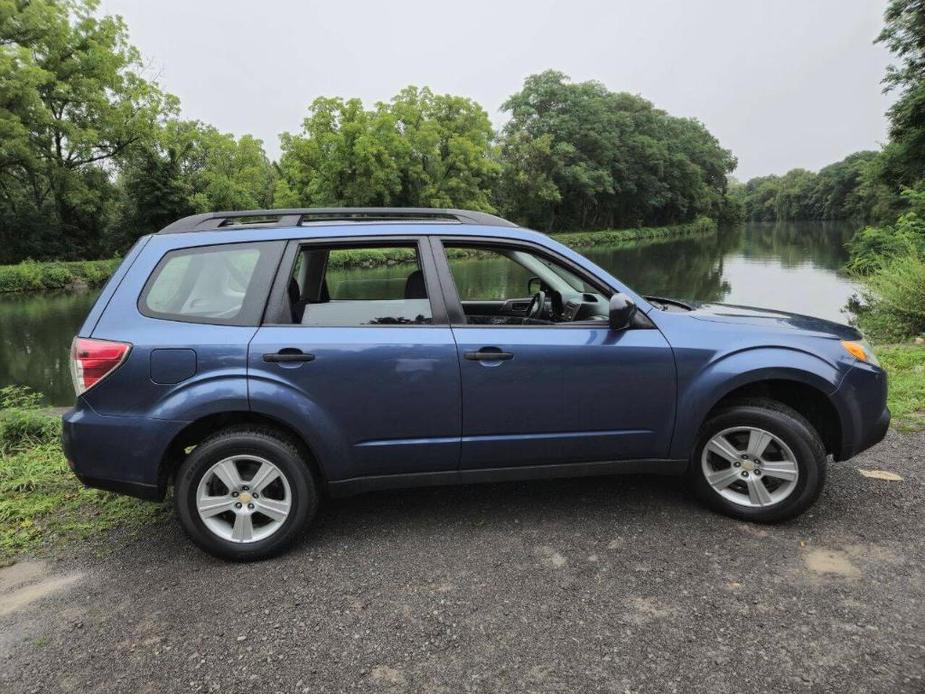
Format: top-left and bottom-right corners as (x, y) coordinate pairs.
(70, 337), (131, 396)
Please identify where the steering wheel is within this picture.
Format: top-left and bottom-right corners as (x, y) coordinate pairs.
(527, 291), (547, 319)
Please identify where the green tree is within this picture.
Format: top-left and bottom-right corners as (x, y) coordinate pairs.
(877, 0), (925, 188)
(275, 87), (499, 211)
(496, 70), (736, 231)
(0, 0), (175, 262)
(109, 120), (276, 251)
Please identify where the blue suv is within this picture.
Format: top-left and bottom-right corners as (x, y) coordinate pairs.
(62, 208), (890, 560)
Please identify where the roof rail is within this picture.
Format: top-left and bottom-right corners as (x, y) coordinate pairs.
(157, 207), (518, 233)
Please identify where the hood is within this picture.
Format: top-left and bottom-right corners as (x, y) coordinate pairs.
(687, 302), (862, 340)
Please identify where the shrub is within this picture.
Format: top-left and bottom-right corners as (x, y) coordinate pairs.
(0, 386), (61, 454)
(854, 254), (925, 341)
(0, 258), (120, 293)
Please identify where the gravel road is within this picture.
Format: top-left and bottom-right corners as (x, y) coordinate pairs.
(1, 431), (923, 693)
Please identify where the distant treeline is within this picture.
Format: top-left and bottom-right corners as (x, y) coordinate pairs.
(730, 151), (900, 223)
(0, 1), (737, 265)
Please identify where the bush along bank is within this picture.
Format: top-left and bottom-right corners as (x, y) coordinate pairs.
(0, 218), (719, 287)
(551, 216), (717, 248)
(0, 258), (120, 293)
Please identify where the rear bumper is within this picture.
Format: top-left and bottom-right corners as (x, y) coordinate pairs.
(833, 363), (890, 461)
(62, 402), (187, 501)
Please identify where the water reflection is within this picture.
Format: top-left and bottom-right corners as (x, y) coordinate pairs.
(0, 221), (862, 406)
(0, 289), (100, 407)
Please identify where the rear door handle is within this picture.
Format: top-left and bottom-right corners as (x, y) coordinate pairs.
(263, 350), (315, 363)
(464, 349), (514, 361)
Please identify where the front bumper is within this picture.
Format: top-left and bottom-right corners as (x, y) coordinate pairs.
(62, 402), (187, 501)
(832, 363), (890, 461)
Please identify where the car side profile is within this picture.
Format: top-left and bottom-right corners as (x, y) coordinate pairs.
(62, 208), (889, 560)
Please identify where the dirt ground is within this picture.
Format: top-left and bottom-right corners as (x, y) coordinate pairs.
(1, 430), (923, 693)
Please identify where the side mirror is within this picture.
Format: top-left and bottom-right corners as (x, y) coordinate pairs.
(609, 293), (637, 330)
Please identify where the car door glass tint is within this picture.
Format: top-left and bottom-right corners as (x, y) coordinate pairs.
(443, 243), (607, 325)
(141, 243), (275, 324)
(291, 245), (432, 326)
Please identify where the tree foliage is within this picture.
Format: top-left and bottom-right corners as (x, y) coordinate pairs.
(495, 71), (737, 231)
(733, 152), (894, 223)
(109, 121), (275, 250)
(877, 0), (925, 188)
(275, 87), (499, 211)
(0, 0), (174, 262)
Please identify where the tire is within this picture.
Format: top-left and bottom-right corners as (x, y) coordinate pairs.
(174, 426), (318, 561)
(687, 398), (827, 522)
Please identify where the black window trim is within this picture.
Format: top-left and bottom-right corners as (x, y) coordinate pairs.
(262, 235), (450, 328)
(429, 235), (631, 329)
(138, 240), (286, 327)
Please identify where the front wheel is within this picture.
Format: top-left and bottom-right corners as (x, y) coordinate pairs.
(688, 399), (827, 522)
(175, 427), (318, 561)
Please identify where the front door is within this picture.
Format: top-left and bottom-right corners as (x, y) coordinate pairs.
(248, 238), (461, 481)
(432, 238), (676, 470)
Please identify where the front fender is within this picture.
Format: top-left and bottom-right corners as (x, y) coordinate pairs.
(668, 346), (844, 460)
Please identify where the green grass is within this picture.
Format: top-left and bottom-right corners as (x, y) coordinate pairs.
(551, 217), (717, 248)
(0, 258), (121, 293)
(877, 343), (925, 430)
(0, 389), (167, 559)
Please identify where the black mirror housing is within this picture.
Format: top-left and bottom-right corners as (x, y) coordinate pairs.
(609, 293), (637, 330)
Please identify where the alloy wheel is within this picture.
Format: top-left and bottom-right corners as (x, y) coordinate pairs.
(195, 455), (292, 543)
(701, 426), (800, 508)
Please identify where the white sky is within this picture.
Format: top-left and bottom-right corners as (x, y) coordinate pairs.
(100, 0), (895, 180)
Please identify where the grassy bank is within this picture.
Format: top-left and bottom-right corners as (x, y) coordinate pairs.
(0, 258), (120, 293)
(0, 388), (165, 559)
(0, 219), (718, 289)
(876, 344), (925, 430)
(551, 216), (717, 248)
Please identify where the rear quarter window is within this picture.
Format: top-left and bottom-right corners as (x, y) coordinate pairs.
(139, 241), (283, 325)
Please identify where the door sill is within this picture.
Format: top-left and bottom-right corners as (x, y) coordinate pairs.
(326, 458), (687, 497)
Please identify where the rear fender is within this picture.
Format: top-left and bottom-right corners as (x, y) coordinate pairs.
(247, 375), (349, 481)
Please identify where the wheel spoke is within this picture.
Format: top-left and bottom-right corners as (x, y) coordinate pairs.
(197, 495), (236, 518)
(706, 435), (741, 464)
(760, 460), (799, 482)
(746, 430), (773, 458)
(254, 497), (290, 522)
(249, 462), (281, 494)
(212, 460), (243, 493)
(746, 476), (773, 506)
(706, 466), (742, 490)
(232, 513), (254, 542)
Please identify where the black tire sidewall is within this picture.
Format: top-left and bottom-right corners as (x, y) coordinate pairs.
(689, 404), (825, 522)
(175, 431), (316, 561)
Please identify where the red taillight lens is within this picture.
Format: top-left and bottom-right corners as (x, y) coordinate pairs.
(70, 337), (131, 396)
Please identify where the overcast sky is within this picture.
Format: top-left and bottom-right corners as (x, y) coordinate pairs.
(100, 0), (894, 181)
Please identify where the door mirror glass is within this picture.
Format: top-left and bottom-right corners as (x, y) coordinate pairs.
(609, 293), (637, 330)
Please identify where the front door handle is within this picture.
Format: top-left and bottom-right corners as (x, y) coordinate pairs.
(263, 350), (315, 363)
(464, 349), (514, 361)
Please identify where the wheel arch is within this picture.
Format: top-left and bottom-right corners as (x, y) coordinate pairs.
(670, 349), (847, 462)
(700, 379), (844, 460)
(158, 411), (327, 496)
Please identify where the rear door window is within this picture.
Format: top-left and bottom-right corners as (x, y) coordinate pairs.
(283, 243), (434, 326)
(140, 241), (282, 325)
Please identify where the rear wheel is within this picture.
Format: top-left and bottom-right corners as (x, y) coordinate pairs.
(688, 399), (826, 522)
(175, 427), (318, 561)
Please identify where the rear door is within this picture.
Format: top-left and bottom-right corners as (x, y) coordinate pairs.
(247, 236), (462, 482)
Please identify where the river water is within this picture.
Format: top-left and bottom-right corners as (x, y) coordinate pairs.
(0, 221), (861, 406)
